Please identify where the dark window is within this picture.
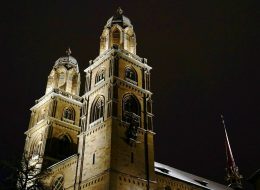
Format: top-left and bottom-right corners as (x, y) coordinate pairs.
(147, 100), (152, 113)
(125, 67), (137, 83)
(112, 29), (120, 45)
(131, 152), (134, 163)
(122, 95), (140, 124)
(57, 135), (72, 159)
(123, 95), (139, 115)
(90, 97), (105, 123)
(93, 153), (95, 164)
(63, 107), (75, 121)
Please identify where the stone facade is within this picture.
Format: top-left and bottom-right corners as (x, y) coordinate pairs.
(22, 8), (231, 190)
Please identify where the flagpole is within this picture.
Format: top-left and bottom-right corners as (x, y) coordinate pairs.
(220, 115), (243, 189)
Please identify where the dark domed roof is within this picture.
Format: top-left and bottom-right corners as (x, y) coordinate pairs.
(105, 7), (132, 28)
(54, 48), (79, 72)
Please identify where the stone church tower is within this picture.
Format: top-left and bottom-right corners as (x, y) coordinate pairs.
(76, 7), (155, 189)
(24, 49), (82, 169)
(22, 8), (233, 190)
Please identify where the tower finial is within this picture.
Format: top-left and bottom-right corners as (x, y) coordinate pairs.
(116, 7), (123, 15)
(220, 115), (243, 189)
(66, 47), (72, 56)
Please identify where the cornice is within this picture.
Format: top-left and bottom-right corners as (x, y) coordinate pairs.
(30, 90), (82, 111)
(84, 47), (152, 73)
(115, 76), (152, 96)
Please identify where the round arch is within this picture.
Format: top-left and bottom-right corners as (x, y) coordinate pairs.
(110, 25), (123, 46)
(51, 174), (64, 190)
(125, 66), (138, 83)
(122, 94), (141, 125)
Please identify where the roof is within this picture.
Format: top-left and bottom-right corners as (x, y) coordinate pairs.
(105, 7), (132, 28)
(155, 162), (232, 190)
(48, 154), (78, 170)
(54, 55), (79, 72)
(248, 168), (260, 182)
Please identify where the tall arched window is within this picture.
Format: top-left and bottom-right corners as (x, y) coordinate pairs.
(90, 96), (105, 123)
(122, 94), (140, 124)
(57, 135), (72, 159)
(32, 141), (42, 158)
(95, 69), (105, 84)
(58, 72), (66, 88)
(52, 175), (64, 190)
(30, 135), (43, 159)
(63, 107), (75, 121)
(125, 67), (137, 84)
(112, 29), (120, 45)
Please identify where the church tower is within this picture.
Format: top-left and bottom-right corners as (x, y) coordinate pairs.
(76, 8), (155, 190)
(20, 7), (238, 190)
(24, 49), (82, 169)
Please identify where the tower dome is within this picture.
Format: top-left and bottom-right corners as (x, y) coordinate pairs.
(54, 48), (79, 72)
(45, 48), (81, 95)
(99, 7), (137, 55)
(105, 7), (133, 28)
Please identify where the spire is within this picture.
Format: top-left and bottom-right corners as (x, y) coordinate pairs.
(66, 47), (72, 56)
(221, 115), (243, 189)
(116, 7), (123, 15)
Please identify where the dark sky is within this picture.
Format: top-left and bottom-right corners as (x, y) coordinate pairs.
(1, 0), (259, 188)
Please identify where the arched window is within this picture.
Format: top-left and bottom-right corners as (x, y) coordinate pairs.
(52, 175), (64, 190)
(32, 141), (42, 158)
(112, 29), (120, 45)
(122, 94), (140, 124)
(57, 135), (72, 159)
(71, 74), (78, 94)
(125, 67), (137, 84)
(90, 96), (105, 123)
(63, 107), (75, 121)
(95, 69), (105, 84)
(58, 72), (66, 87)
(30, 135), (43, 159)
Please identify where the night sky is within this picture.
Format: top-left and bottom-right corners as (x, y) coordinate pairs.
(1, 0), (259, 188)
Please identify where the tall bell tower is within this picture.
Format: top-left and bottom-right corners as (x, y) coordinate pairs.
(76, 8), (155, 190)
(24, 49), (82, 168)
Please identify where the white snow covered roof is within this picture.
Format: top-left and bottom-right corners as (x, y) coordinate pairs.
(155, 162), (232, 190)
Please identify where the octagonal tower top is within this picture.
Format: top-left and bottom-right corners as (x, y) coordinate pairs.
(99, 7), (137, 55)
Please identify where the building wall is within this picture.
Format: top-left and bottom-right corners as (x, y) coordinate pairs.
(43, 155), (78, 190)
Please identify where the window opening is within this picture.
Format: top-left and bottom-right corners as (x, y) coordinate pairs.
(125, 67), (137, 83)
(52, 176), (64, 190)
(90, 97), (105, 123)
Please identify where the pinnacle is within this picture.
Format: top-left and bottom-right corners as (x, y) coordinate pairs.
(116, 7), (123, 15)
(66, 47), (72, 56)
